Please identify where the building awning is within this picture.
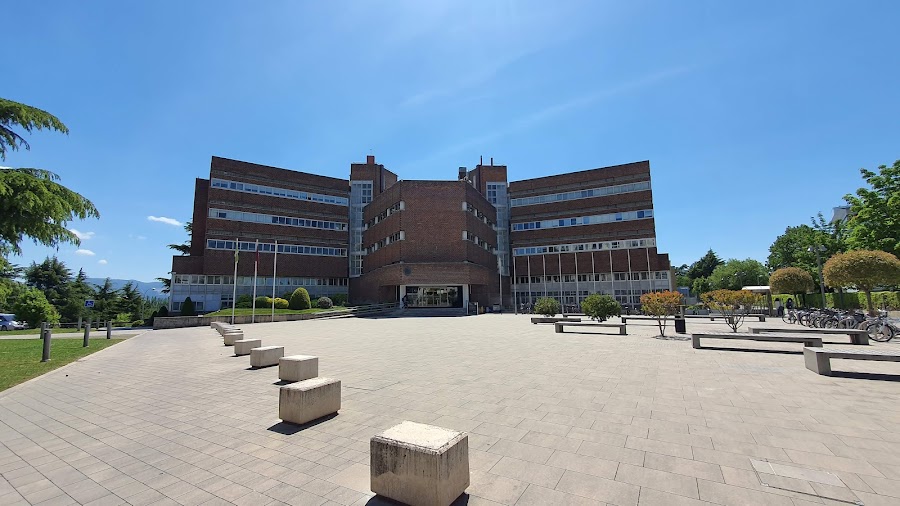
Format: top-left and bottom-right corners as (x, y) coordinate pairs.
(741, 285), (770, 294)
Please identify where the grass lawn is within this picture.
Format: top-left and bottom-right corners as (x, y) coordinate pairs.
(203, 307), (347, 317)
(0, 338), (126, 392)
(1, 327), (82, 336)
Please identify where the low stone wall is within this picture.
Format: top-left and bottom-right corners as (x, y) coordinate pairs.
(153, 304), (396, 330)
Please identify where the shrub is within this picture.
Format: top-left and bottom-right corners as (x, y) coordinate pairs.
(131, 320), (144, 327)
(273, 297), (289, 309)
(331, 293), (348, 306)
(317, 297), (333, 309)
(289, 287), (312, 310)
(281, 292), (294, 301)
(156, 305), (169, 317)
(235, 294), (252, 308)
(824, 250), (900, 315)
(769, 267), (814, 299)
(701, 289), (760, 332)
(580, 294), (620, 322)
(12, 287), (60, 328)
(180, 297), (196, 316)
(254, 296), (273, 308)
(534, 297), (560, 317)
(147, 310), (157, 326)
(640, 291), (683, 337)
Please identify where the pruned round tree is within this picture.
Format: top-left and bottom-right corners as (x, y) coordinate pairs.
(580, 294), (620, 322)
(701, 289), (761, 332)
(823, 250), (900, 315)
(640, 290), (683, 337)
(768, 267), (814, 297)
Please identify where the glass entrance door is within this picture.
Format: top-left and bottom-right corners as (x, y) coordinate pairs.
(405, 286), (462, 308)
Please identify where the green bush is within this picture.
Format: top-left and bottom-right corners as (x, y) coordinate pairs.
(331, 293), (348, 306)
(131, 320), (144, 327)
(147, 310), (157, 326)
(289, 287), (312, 310)
(254, 296), (273, 308)
(273, 297), (289, 309)
(581, 294), (620, 322)
(235, 294), (252, 308)
(317, 296), (333, 309)
(180, 297), (196, 316)
(12, 287), (60, 328)
(534, 297), (561, 317)
(771, 291), (900, 310)
(156, 305), (169, 317)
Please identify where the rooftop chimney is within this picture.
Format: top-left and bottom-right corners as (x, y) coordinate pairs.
(458, 167), (466, 180)
(367, 155), (375, 165)
(490, 157), (493, 166)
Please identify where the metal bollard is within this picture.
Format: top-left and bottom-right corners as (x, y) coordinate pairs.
(40, 322), (47, 339)
(42, 326), (52, 362)
(83, 320), (91, 347)
(106, 321), (111, 339)
(77, 316), (82, 330)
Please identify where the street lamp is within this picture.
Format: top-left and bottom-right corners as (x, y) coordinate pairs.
(808, 245), (827, 308)
(141, 287), (159, 322)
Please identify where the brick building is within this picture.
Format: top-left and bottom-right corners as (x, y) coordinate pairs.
(169, 156), (672, 312)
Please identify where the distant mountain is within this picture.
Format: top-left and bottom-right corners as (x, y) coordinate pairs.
(85, 278), (166, 296)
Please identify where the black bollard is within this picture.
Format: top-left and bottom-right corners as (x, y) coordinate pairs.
(106, 321), (111, 339)
(40, 322), (47, 340)
(675, 316), (687, 334)
(41, 325), (52, 362)
(83, 319), (91, 347)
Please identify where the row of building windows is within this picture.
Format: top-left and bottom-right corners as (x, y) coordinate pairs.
(464, 202), (494, 227)
(486, 182), (507, 206)
(206, 239), (347, 257)
(515, 271), (669, 284)
(211, 178), (349, 206)
(174, 275), (348, 287)
(510, 181), (651, 207)
(512, 209), (652, 231)
(463, 231), (494, 252)
(513, 237), (656, 256)
(365, 231), (405, 254)
(209, 208), (348, 231)
(366, 201), (404, 228)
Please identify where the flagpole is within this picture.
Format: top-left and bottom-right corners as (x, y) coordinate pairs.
(558, 251), (564, 316)
(271, 240), (278, 322)
(231, 238), (238, 324)
(252, 239), (259, 324)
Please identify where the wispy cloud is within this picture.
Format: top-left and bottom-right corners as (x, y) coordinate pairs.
(70, 229), (95, 241)
(147, 216), (182, 227)
(98, 259), (108, 265)
(75, 249), (96, 256)
(129, 234), (148, 240)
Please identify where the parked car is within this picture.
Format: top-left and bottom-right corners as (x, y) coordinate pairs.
(0, 314), (26, 331)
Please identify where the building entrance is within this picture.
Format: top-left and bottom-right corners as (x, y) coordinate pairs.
(404, 286), (463, 308)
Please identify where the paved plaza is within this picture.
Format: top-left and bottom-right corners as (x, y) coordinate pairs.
(2, 314), (900, 505)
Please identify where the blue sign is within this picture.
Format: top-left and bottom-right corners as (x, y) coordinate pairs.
(84, 300), (95, 308)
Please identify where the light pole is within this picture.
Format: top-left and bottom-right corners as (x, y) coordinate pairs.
(808, 245), (827, 307)
(141, 288), (159, 322)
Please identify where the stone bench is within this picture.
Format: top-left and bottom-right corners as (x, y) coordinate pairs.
(234, 339), (262, 356)
(223, 331), (243, 346)
(279, 377), (341, 425)
(749, 327), (869, 345)
(804, 346), (900, 375)
(280, 355), (318, 382)
(531, 317), (581, 324)
(218, 325), (239, 336)
(692, 332), (822, 350)
(251, 346), (284, 368)
(555, 322), (626, 335)
(371, 421), (469, 506)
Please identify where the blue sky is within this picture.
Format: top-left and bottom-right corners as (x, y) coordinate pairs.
(5, 1), (899, 281)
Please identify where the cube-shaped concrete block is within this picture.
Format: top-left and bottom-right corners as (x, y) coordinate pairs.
(371, 421), (469, 506)
(218, 326), (238, 336)
(234, 339), (261, 356)
(279, 377), (340, 425)
(279, 355), (318, 382)
(223, 331), (243, 346)
(251, 346), (284, 368)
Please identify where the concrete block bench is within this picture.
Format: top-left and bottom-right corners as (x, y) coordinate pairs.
(234, 339), (262, 356)
(804, 346), (900, 375)
(223, 331), (243, 346)
(280, 355), (318, 382)
(251, 346), (284, 368)
(279, 377), (341, 425)
(555, 322), (626, 335)
(371, 421), (469, 506)
(692, 332), (822, 350)
(749, 327), (869, 345)
(531, 317), (581, 324)
(218, 325), (239, 336)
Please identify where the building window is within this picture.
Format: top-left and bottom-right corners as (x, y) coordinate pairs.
(210, 178), (348, 206)
(510, 180), (651, 207)
(208, 208), (347, 231)
(511, 209), (652, 231)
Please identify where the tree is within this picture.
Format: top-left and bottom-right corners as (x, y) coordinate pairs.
(580, 294), (620, 322)
(533, 297), (560, 317)
(60, 268), (94, 322)
(180, 297), (196, 316)
(823, 250), (900, 315)
(167, 221), (192, 256)
(117, 282), (142, 319)
(155, 277), (171, 294)
(12, 287), (59, 328)
(701, 289), (761, 332)
(92, 278), (118, 321)
(640, 291), (683, 337)
(708, 259), (768, 290)
(691, 277), (711, 296)
(0, 98), (68, 159)
(843, 160), (900, 257)
(289, 287), (311, 310)
(24, 256), (72, 309)
(768, 267), (814, 297)
(686, 250), (723, 281)
(767, 213), (847, 286)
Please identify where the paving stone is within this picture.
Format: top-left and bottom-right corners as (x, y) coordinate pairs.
(555, 469), (640, 505)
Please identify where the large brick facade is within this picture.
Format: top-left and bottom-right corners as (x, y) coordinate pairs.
(170, 156), (671, 313)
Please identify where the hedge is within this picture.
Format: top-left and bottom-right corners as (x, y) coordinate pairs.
(772, 291), (899, 310)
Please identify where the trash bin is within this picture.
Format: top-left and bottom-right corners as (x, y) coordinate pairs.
(674, 317), (686, 334)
